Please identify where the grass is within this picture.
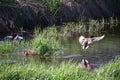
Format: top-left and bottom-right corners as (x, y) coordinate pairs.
(30, 34), (61, 57)
(0, 42), (15, 53)
(40, 0), (62, 22)
(1, 57), (120, 80)
(98, 57), (120, 80)
(61, 19), (106, 36)
(40, 0), (62, 14)
(0, 41), (30, 54)
(0, 61), (97, 80)
(41, 26), (58, 37)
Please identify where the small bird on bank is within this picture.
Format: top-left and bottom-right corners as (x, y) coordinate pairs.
(79, 35), (105, 49)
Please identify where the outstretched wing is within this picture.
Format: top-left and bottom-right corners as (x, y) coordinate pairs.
(91, 35), (105, 43)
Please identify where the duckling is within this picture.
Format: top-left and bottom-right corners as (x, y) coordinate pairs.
(22, 50), (35, 57)
(79, 35), (105, 49)
(78, 59), (93, 71)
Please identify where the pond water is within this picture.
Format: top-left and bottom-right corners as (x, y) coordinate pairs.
(56, 33), (120, 68)
(0, 23), (120, 68)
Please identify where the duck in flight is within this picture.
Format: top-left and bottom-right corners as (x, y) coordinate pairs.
(79, 35), (105, 49)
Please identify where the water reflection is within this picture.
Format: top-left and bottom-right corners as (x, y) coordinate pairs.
(58, 33), (120, 67)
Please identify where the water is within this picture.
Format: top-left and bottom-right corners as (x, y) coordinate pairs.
(0, 24), (120, 68)
(56, 33), (120, 67)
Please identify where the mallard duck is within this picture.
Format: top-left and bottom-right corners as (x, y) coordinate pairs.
(78, 59), (92, 71)
(13, 35), (23, 42)
(4, 34), (23, 42)
(79, 35), (105, 49)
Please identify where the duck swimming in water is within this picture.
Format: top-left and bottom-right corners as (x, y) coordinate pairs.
(79, 35), (105, 49)
(4, 34), (23, 43)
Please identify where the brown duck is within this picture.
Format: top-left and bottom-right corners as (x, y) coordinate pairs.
(79, 35), (105, 49)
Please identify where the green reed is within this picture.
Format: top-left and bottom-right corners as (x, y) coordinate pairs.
(0, 58), (120, 80)
(98, 57), (120, 80)
(1, 57), (120, 80)
(31, 34), (61, 57)
(0, 61), (98, 80)
(41, 26), (58, 38)
(0, 41), (30, 54)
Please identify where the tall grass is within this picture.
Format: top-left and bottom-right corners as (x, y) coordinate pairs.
(1, 57), (120, 80)
(31, 34), (61, 57)
(0, 42), (15, 53)
(34, 27), (41, 37)
(37, 17), (118, 38)
(41, 26), (58, 38)
(79, 17), (119, 33)
(98, 57), (120, 80)
(0, 61), (98, 80)
(62, 23), (81, 36)
(88, 19), (105, 32)
(0, 41), (30, 54)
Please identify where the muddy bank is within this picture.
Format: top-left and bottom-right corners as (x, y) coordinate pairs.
(0, 3), (52, 36)
(56, 0), (120, 23)
(0, 0), (120, 36)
